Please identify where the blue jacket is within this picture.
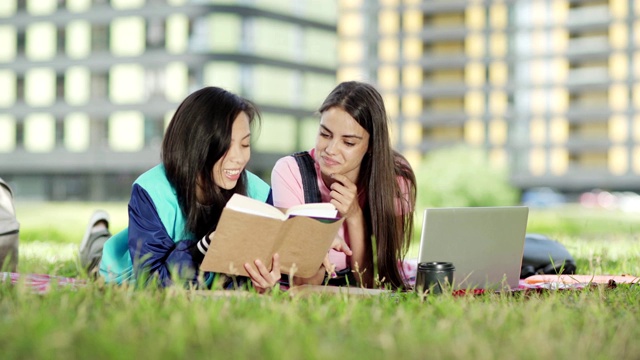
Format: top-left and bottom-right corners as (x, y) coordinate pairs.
(99, 164), (271, 287)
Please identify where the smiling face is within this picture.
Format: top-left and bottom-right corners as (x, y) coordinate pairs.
(212, 111), (251, 190)
(315, 106), (370, 184)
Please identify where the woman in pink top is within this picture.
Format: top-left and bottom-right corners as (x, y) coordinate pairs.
(271, 81), (416, 289)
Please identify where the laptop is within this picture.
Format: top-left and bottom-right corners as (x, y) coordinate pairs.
(417, 206), (529, 291)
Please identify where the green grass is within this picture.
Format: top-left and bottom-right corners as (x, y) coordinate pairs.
(2, 202), (640, 359)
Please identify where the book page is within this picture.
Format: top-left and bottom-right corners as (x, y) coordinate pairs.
(225, 194), (286, 220)
(285, 203), (338, 219)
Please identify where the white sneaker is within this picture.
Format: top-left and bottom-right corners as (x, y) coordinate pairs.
(79, 210), (110, 266)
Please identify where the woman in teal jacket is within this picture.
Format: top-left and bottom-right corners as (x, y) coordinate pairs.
(94, 87), (280, 292)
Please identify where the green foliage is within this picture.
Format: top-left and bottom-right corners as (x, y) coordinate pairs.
(527, 205), (640, 238)
(15, 202), (129, 244)
(415, 145), (519, 208)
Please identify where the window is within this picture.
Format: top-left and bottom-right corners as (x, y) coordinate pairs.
(25, 68), (56, 106)
(66, 20), (91, 58)
(166, 13), (188, 53)
(26, 22), (56, 60)
(0, 115), (17, 152)
(0, 70), (16, 106)
(252, 18), (296, 60)
(110, 64), (145, 104)
(65, 66), (90, 105)
(24, 113), (56, 152)
(108, 111), (144, 152)
(111, 16), (145, 56)
(0, 26), (17, 61)
(64, 112), (90, 152)
(252, 65), (295, 106)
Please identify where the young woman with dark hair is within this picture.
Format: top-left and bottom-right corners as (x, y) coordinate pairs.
(270, 81), (417, 289)
(83, 86), (281, 292)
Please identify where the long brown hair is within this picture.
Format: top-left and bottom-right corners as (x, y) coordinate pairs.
(319, 81), (417, 289)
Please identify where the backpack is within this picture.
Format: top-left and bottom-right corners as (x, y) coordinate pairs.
(0, 177), (19, 272)
(520, 233), (576, 279)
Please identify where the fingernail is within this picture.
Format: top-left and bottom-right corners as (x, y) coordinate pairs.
(331, 272), (337, 278)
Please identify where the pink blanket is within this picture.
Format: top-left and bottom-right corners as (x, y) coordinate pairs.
(1, 272), (86, 294)
(3, 271), (635, 295)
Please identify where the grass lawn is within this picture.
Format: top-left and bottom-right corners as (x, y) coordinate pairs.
(1, 202), (639, 359)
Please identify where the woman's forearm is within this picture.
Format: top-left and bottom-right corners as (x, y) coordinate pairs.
(346, 211), (373, 287)
(291, 267), (326, 286)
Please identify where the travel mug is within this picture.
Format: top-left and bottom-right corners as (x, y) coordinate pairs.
(415, 261), (455, 294)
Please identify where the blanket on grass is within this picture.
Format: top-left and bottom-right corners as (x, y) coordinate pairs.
(1, 272), (86, 294)
(2, 271), (637, 295)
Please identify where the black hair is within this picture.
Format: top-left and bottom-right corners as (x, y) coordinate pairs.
(161, 86), (260, 238)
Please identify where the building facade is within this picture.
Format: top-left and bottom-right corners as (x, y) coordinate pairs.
(4, 0), (640, 201)
(337, 0), (640, 192)
(0, 0), (337, 200)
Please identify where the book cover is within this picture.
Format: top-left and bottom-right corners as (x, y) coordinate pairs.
(200, 194), (344, 278)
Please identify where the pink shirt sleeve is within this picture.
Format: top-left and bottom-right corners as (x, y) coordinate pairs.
(270, 156), (306, 209)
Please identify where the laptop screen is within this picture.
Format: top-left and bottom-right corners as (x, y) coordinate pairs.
(418, 206), (529, 290)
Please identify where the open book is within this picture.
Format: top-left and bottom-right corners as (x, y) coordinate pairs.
(200, 194), (344, 278)
(225, 193), (338, 220)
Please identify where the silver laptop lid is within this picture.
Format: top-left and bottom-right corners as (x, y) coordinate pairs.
(418, 206), (529, 291)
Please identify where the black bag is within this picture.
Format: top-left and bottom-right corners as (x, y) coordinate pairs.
(0, 177), (19, 272)
(520, 233), (576, 279)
